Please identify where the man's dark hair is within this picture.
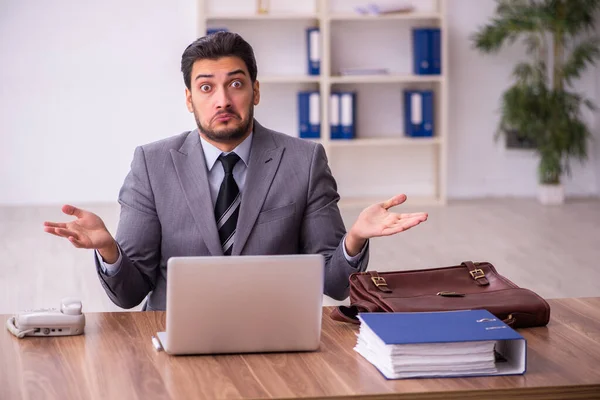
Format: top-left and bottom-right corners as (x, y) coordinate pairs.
(181, 32), (258, 90)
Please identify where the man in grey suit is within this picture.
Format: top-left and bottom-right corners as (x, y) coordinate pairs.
(44, 32), (428, 311)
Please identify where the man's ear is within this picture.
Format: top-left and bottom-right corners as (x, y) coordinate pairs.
(185, 88), (194, 112)
(253, 81), (260, 106)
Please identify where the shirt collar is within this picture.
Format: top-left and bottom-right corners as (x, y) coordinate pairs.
(200, 131), (253, 172)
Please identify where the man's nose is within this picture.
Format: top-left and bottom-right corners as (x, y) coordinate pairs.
(214, 86), (232, 109)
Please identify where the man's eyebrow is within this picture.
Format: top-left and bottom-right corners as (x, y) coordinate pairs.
(194, 69), (246, 81)
(194, 73), (214, 81)
(227, 69), (246, 77)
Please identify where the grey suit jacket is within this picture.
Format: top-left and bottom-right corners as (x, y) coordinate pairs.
(96, 121), (369, 310)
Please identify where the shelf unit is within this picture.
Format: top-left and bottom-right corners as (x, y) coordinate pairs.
(197, 0), (448, 206)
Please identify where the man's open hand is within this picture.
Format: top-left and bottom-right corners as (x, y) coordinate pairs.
(345, 194), (428, 256)
(43, 205), (119, 263)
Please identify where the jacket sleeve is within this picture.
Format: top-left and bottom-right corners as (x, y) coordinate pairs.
(95, 146), (162, 309)
(300, 144), (369, 300)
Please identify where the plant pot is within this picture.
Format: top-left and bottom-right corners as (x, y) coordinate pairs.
(537, 183), (565, 205)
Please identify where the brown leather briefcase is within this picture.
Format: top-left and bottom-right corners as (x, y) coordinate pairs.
(331, 261), (551, 328)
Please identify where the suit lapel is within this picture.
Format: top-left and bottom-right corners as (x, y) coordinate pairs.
(233, 122), (284, 255)
(170, 130), (223, 256)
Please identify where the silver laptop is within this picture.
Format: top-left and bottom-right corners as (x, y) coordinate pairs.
(156, 254), (324, 355)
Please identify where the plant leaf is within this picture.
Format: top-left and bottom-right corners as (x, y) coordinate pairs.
(562, 37), (600, 86)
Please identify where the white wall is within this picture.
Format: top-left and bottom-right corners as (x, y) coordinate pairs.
(0, 0), (197, 205)
(1, 0), (599, 205)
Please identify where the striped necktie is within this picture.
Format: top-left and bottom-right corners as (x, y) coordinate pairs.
(214, 152), (241, 255)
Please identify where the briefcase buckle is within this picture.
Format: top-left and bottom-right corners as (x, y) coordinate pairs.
(469, 268), (486, 280)
(371, 276), (387, 287)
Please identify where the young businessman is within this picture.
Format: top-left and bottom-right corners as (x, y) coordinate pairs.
(43, 32), (428, 310)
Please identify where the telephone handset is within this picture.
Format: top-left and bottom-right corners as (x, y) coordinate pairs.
(6, 298), (86, 338)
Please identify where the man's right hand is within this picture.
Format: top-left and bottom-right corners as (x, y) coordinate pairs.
(43, 205), (119, 263)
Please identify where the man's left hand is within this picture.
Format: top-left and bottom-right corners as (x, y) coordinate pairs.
(345, 194), (428, 256)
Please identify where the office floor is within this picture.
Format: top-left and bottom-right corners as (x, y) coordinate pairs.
(1, 198), (599, 313)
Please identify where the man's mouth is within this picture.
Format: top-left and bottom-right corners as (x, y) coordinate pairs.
(214, 113), (237, 122)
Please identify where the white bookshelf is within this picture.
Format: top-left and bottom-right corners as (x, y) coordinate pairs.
(197, 0), (448, 205)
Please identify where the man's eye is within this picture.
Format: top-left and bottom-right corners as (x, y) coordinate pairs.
(231, 80), (242, 88)
(200, 84), (211, 92)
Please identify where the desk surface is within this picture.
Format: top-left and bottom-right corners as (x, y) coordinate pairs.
(2, 298), (600, 400)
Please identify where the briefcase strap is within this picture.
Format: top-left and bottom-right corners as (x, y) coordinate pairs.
(330, 306), (360, 324)
(368, 271), (392, 293)
(461, 261), (490, 286)
(330, 299), (382, 324)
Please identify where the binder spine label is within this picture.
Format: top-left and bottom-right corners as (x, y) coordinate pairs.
(410, 93), (423, 125)
(339, 93), (355, 139)
(307, 28), (320, 75)
(309, 92), (320, 125)
(330, 93), (340, 139)
(309, 30), (319, 63)
(340, 94), (353, 127)
(330, 94), (340, 125)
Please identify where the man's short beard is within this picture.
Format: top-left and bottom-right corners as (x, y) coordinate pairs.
(195, 105), (254, 143)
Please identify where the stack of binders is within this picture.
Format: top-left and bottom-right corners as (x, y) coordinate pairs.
(298, 91), (357, 140)
(412, 28), (441, 75)
(298, 91), (320, 139)
(330, 92), (356, 140)
(354, 309), (527, 379)
(404, 90), (434, 137)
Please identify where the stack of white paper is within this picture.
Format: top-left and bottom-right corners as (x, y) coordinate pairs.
(355, 326), (497, 378)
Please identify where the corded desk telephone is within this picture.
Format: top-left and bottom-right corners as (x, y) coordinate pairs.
(5, 298), (86, 338)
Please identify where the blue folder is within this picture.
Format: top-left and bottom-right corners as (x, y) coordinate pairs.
(360, 310), (524, 345)
(357, 309), (527, 379)
(336, 91), (356, 140)
(298, 91), (320, 139)
(412, 28), (441, 75)
(306, 27), (320, 76)
(412, 28), (431, 75)
(330, 92), (341, 139)
(430, 28), (441, 74)
(404, 90), (434, 137)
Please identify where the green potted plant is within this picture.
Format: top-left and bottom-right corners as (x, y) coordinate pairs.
(471, 0), (600, 204)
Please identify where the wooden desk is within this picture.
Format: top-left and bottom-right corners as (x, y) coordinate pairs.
(2, 298), (600, 399)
